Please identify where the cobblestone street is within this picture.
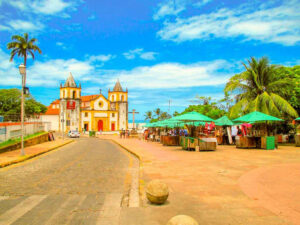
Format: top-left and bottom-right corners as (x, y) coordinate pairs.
(0, 138), (138, 225)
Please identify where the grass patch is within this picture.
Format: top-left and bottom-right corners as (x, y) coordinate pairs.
(0, 131), (48, 148)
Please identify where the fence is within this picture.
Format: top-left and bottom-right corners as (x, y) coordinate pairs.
(0, 114), (45, 142)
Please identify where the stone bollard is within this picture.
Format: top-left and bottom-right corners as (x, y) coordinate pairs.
(146, 179), (169, 204)
(166, 215), (199, 225)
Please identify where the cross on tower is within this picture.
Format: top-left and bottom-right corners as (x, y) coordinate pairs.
(129, 109), (139, 130)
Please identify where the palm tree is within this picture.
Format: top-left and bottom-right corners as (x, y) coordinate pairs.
(7, 33), (42, 66)
(144, 111), (153, 121)
(160, 112), (171, 120)
(154, 108), (161, 119)
(225, 57), (298, 118)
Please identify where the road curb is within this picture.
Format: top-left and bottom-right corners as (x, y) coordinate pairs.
(107, 138), (146, 206)
(0, 140), (74, 168)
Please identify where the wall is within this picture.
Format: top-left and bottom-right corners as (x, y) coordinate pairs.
(0, 122), (45, 142)
(118, 102), (128, 130)
(40, 115), (59, 131)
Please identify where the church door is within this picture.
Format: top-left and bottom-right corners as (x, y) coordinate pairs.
(111, 123), (115, 131)
(98, 120), (103, 131)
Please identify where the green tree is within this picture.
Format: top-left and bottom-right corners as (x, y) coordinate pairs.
(225, 57), (298, 119)
(173, 111), (179, 116)
(0, 89), (47, 119)
(154, 108), (161, 119)
(160, 111), (171, 120)
(180, 104), (226, 119)
(144, 111), (153, 121)
(274, 65), (300, 114)
(7, 33), (42, 66)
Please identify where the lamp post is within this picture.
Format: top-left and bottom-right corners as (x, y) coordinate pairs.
(19, 64), (26, 156)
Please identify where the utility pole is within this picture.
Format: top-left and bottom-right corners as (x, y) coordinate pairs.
(19, 64), (26, 156)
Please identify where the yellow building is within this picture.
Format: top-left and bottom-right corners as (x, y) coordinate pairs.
(41, 73), (128, 132)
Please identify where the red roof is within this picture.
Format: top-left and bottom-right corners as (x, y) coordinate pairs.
(81, 95), (100, 102)
(42, 106), (59, 115)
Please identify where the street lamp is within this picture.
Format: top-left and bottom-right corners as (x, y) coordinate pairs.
(19, 64), (26, 156)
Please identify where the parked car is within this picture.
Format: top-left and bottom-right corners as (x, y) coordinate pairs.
(68, 130), (80, 138)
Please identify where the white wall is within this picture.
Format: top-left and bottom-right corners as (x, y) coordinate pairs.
(118, 102), (127, 130)
(40, 115), (59, 131)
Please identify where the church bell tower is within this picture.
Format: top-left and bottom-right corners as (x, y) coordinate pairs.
(108, 80), (128, 130)
(59, 72), (81, 132)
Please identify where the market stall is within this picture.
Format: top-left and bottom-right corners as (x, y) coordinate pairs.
(215, 116), (234, 145)
(170, 112), (216, 151)
(233, 111), (283, 150)
(295, 117), (300, 147)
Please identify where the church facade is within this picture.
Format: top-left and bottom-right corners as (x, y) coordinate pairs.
(41, 73), (128, 132)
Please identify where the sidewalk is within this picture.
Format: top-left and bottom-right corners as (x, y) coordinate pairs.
(0, 139), (73, 168)
(101, 135), (300, 225)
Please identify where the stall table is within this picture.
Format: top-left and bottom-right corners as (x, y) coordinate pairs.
(161, 135), (179, 146)
(295, 135), (300, 147)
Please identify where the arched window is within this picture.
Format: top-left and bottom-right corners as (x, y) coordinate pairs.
(63, 90), (65, 98)
(112, 95), (115, 102)
(121, 95), (124, 101)
(73, 91), (76, 99)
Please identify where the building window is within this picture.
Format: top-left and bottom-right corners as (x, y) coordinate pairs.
(112, 113), (115, 117)
(98, 101), (103, 107)
(85, 112), (88, 117)
(73, 91), (76, 99)
(112, 95), (115, 101)
(121, 95), (124, 101)
(63, 90), (65, 98)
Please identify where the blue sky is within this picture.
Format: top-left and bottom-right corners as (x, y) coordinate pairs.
(0, 0), (299, 120)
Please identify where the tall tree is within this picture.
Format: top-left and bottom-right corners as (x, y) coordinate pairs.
(144, 111), (153, 121)
(225, 57), (298, 118)
(7, 33), (42, 66)
(160, 112), (171, 120)
(154, 108), (161, 118)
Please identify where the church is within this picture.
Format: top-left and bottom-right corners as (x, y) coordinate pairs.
(41, 73), (128, 132)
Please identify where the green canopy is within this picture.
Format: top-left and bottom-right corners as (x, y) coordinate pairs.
(295, 117), (300, 121)
(215, 116), (234, 126)
(170, 112), (215, 122)
(233, 111), (283, 123)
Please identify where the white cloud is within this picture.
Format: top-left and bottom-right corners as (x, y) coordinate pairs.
(140, 52), (158, 60)
(8, 0), (73, 15)
(158, 1), (300, 45)
(107, 60), (231, 89)
(153, 0), (186, 20)
(7, 20), (44, 32)
(88, 54), (115, 62)
(0, 48), (95, 87)
(123, 48), (158, 60)
(194, 0), (212, 8)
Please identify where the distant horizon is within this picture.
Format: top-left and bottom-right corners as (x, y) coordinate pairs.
(0, 0), (299, 120)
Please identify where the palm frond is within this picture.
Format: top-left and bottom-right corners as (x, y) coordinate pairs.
(271, 93), (298, 118)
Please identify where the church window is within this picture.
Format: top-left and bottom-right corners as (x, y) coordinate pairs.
(73, 91), (76, 99)
(112, 95), (115, 101)
(63, 90), (65, 98)
(112, 113), (115, 117)
(85, 112), (88, 117)
(121, 95), (124, 101)
(98, 101), (103, 107)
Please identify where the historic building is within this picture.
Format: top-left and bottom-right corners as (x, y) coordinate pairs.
(41, 73), (128, 132)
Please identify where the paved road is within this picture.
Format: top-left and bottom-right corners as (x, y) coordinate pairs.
(0, 138), (137, 225)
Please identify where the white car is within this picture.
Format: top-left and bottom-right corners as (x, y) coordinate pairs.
(68, 130), (80, 138)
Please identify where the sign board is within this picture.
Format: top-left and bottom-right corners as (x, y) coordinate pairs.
(67, 101), (76, 110)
